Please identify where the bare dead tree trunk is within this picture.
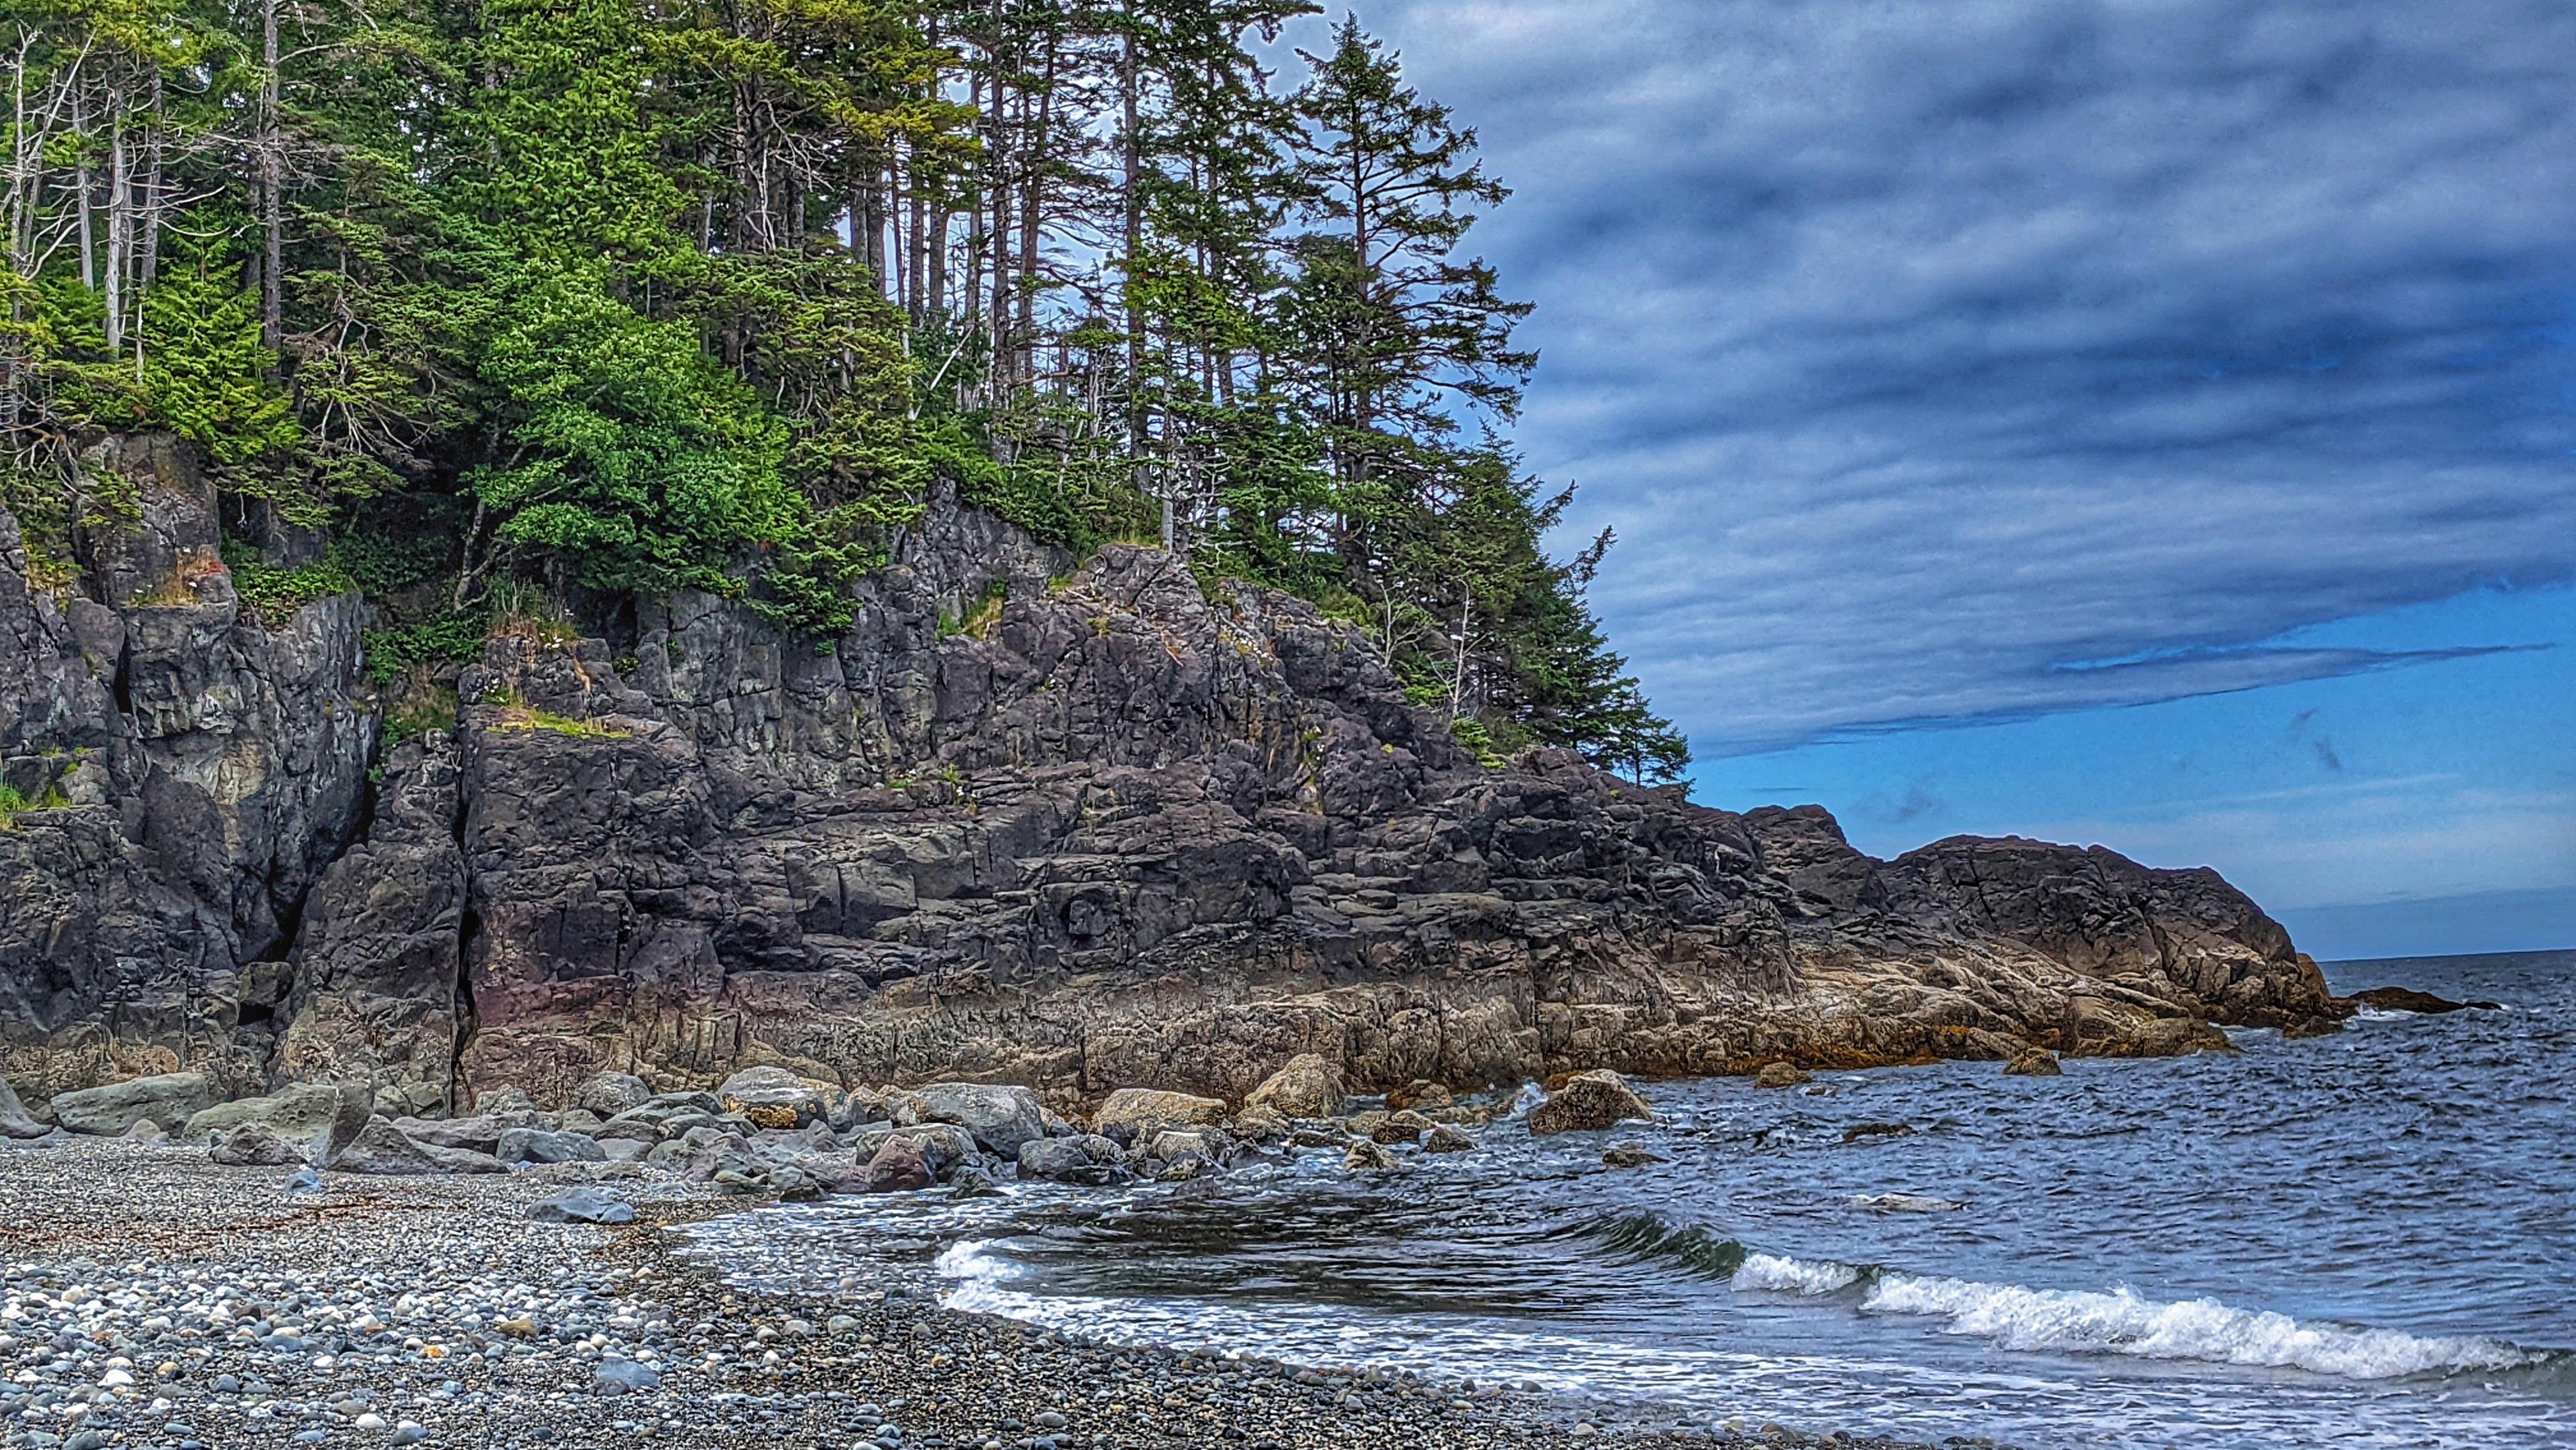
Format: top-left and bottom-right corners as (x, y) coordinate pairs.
(259, 0), (282, 366)
(102, 86), (126, 351)
(73, 87), (93, 291)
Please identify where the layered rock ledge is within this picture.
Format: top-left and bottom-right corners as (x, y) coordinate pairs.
(0, 435), (2347, 1118)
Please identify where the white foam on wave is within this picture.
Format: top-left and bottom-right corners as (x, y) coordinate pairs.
(1862, 1272), (2537, 1380)
(1730, 1253), (1860, 1295)
(1721, 1251), (2539, 1380)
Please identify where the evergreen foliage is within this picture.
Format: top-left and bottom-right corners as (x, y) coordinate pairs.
(0, 0), (1689, 782)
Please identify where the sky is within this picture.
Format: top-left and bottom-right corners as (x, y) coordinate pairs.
(1310, 0), (2576, 959)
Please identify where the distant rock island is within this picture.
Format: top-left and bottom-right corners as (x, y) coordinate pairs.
(0, 437), (2349, 1118)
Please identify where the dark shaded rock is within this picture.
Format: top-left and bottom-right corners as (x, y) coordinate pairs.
(1842, 1122), (1915, 1142)
(1601, 1144), (1664, 1168)
(2352, 986), (2499, 1014)
(864, 1136), (933, 1193)
(1528, 1071), (1653, 1134)
(1754, 1062), (1811, 1090)
(1017, 1136), (1118, 1185)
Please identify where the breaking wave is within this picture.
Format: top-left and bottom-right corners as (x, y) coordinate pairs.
(1726, 1251), (2545, 1380)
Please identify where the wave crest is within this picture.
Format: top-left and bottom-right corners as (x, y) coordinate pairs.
(1551, 1212), (1749, 1280)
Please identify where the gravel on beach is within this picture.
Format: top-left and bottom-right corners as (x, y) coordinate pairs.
(0, 1138), (1947, 1450)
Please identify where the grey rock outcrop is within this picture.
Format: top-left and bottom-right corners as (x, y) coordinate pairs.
(910, 1082), (1047, 1157)
(183, 1083), (372, 1161)
(0, 435), (2348, 1120)
(330, 1115), (443, 1175)
(49, 1072), (212, 1136)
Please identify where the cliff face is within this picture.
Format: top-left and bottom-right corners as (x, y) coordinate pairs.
(0, 436), (2346, 1111)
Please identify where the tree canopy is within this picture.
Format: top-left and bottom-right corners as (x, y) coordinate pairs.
(1, 0), (1689, 782)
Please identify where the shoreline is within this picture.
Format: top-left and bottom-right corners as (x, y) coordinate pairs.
(0, 1139), (1956, 1450)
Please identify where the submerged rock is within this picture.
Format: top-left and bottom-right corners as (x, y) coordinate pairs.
(1342, 1139), (1400, 1173)
(1424, 1123), (1478, 1154)
(1852, 1193), (1964, 1214)
(2004, 1046), (2063, 1076)
(1526, 1071), (1653, 1135)
(1752, 1062), (1811, 1090)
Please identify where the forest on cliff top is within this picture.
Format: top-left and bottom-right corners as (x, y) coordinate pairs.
(0, 0), (1687, 781)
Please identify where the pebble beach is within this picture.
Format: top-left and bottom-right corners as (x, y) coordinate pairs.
(0, 1138), (1938, 1450)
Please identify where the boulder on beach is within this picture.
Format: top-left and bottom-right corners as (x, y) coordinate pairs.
(183, 1083), (373, 1162)
(495, 1127), (608, 1165)
(911, 1082), (1048, 1157)
(1018, 1136), (1119, 1185)
(49, 1072), (212, 1136)
(575, 1071), (654, 1118)
(1753, 1062), (1811, 1090)
(121, 1118), (169, 1145)
(530, 1189), (636, 1225)
(1526, 1070), (1653, 1135)
(1243, 1055), (1346, 1119)
(0, 1077), (47, 1140)
(394, 1111), (536, 1155)
(1092, 1087), (1227, 1140)
(717, 1066), (830, 1127)
(864, 1136), (934, 1193)
(328, 1116), (445, 1175)
(208, 1124), (309, 1166)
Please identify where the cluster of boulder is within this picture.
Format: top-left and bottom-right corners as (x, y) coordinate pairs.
(2, 1053), (1682, 1197)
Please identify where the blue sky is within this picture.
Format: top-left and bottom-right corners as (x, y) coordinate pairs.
(1330, 0), (2576, 958)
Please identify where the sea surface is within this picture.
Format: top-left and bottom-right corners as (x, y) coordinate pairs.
(694, 950), (2576, 1448)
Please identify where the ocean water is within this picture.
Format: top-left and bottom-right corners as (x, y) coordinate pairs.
(694, 950), (2576, 1447)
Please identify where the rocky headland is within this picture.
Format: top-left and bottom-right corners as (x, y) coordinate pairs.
(1, 432), (2348, 1132)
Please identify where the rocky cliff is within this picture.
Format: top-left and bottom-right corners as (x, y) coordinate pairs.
(0, 434), (2347, 1115)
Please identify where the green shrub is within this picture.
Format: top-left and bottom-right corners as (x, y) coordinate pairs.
(362, 611), (487, 685)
